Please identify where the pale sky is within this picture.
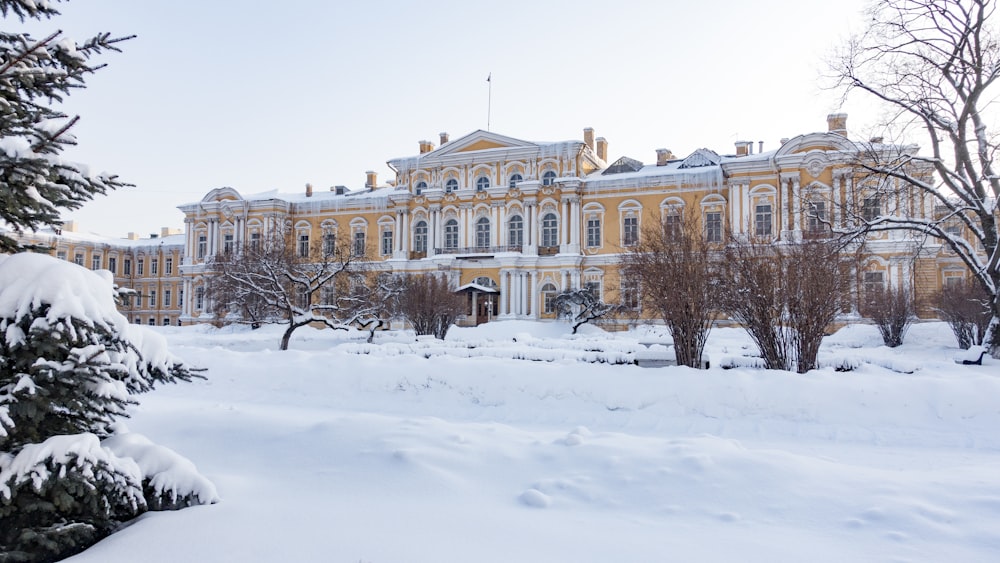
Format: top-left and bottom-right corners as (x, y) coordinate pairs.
(25, 0), (875, 238)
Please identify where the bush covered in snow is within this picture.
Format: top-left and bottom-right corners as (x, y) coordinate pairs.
(0, 254), (214, 561)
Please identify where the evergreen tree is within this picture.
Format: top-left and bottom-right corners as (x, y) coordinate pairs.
(0, 254), (203, 562)
(0, 0), (132, 252)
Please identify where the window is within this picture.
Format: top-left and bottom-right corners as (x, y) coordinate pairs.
(862, 197), (880, 222)
(91, 255), (101, 270)
(108, 257), (117, 274)
(541, 283), (558, 314)
(586, 217), (601, 248)
(323, 233), (336, 256)
(508, 174), (522, 189)
(863, 271), (885, 296)
(195, 287), (204, 311)
(296, 288), (309, 309)
(584, 281), (601, 299)
(508, 215), (523, 247)
(415, 181), (427, 195)
(321, 285), (336, 306)
(444, 219), (459, 250)
(476, 176), (490, 192)
(164, 289), (172, 307)
(807, 201), (827, 234)
(541, 213), (559, 247)
(137, 259), (145, 276)
(623, 216), (639, 246)
(162, 318), (171, 326)
(151, 258), (159, 275)
(755, 204), (772, 237)
(298, 234), (310, 257)
(621, 279), (640, 310)
(135, 291), (143, 308)
(223, 234), (234, 254)
(197, 235), (207, 259)
(179, 289), (184, 308)
(250, 232), (261, 251)
(165, 258), (172, 274)
(149, 290), (157, 309)
(445, 178), (458, 193)
(74, 253), (84, 266)
(56, 250), (67, 261)
(124, 258), (131, 275)
(542, 170), (556, 186)
(664, 213), (681, 239)
(944, 275), (963, 288)
(381, 229), (393, 255)
(148, 318), (155, 326)
(705, 212), (722, 243)
(353, 232), (366, 257)
(475, 217), (490, 249)
(413, 221), (428, 252)
(134, 317), (140, 324)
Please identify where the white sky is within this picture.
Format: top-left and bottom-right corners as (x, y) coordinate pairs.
(25, 0), (876, 238)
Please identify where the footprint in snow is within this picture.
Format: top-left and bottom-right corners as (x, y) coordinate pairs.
(520, 488), (552, 508)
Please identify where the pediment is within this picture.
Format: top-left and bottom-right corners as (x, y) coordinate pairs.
(429, 130), (538, 157)
(776, 132), (856, 157)
(202, 186), (243, 203)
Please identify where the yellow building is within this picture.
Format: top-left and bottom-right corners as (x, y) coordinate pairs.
(173, 114), (949, 326)
(8, 113), (976, 327)
(7, 222), (186, 326)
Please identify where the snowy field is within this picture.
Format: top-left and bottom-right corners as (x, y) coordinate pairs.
(66, 321), (1000, 563)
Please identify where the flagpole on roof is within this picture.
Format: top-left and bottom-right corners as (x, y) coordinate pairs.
(487, 72), (492, 131)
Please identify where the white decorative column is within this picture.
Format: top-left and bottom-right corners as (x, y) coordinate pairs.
(499, 270), (508, 316)
(792, 177), (802, 235)
(529, 271), (538, 319)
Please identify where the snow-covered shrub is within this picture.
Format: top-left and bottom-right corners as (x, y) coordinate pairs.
(0, 434), (145, 562)
(0, 254), (208, 561)
(0, 254), (198, 450)
(102, 433), (219, 511)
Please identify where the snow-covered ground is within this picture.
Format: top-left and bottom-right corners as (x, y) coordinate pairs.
(67, 321), (1000, 563)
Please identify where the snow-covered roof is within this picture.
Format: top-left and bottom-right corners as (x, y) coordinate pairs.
(455, 282), (498, 293)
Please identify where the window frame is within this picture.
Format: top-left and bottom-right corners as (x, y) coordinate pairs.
(541, 213), (559, 248)
(444, 219), (459, 250)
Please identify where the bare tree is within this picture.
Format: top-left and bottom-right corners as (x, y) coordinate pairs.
(620, 209), (719, 368)
(396, 274), (466, 339)
(935, 278), (993, 349)
(831, 0), (1000, 356)
(551, 287), (623, 334)
(721, 238), (853, 372)
(784, 241), (854, 372)
(719, 238), (793, 371)
(861, 283), (917, 347)
(207, 230), (376, 350)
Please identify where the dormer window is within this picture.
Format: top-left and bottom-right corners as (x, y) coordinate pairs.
(446, 178), (458, 193)
(476, 176), (490, 192)
(542, 170), (557, 186)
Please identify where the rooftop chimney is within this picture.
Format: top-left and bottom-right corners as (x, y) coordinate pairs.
(827, 113), (848, 137)
(656, 148), (674, 166)
(595, 137), (607, 162)
(61, 220), (78, 233)
(735, 140), (751, 157)
(439, 132), (449, 145)
(758, 141), (764, 154)
(419, 140), (435, 154)
(127, 232), (140, 240)
(365, 171), (377, 189)
(335, 185), (347, 195)
(583, 128), (595, 150)
(305, 183), (313, 197)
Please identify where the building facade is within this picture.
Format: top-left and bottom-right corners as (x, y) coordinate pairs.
(9, 114), (976, 327)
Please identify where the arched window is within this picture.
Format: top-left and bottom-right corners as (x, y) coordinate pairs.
(475, 217), (491, 248)
(415, 181), (427, 195)
(541, 213), (558, 247)
(508, 173), (522, 189)
(444, 219), (459, 249)
(476, 176), (490, 192)
(508, 215), (523, 247)
(413, 220), (428, 252)
(542, 170), (557, 186)
(541, 283), (558, 314)
(445, 178), (458, 193)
